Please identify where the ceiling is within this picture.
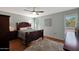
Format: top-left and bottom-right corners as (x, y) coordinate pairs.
(0, 7), (77, 17)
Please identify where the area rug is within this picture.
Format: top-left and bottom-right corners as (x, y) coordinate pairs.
(24, 38), (64, 51)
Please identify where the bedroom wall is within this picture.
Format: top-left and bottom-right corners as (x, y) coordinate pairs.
(76, 8), (79, 28)
(77, 8), (79, 24)
(36, 8), (78, 40)
(0, 11), (32, 29)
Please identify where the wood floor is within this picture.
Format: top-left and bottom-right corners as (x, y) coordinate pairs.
(9, 37), (64, 51)
(9, 39), (26, 51)
(44, 36), (64, 44)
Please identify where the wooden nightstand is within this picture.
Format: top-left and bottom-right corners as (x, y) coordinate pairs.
(7, 31), (17, 40)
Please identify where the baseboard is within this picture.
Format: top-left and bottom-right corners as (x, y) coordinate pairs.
(44, 36), (64, 44)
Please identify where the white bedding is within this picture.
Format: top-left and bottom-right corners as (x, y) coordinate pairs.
(18, 28), (39, 40)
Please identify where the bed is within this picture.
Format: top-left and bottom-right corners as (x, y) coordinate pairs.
(16, 22), (43, 44)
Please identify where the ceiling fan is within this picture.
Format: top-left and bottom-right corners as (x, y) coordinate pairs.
(24, 7), (44, 15)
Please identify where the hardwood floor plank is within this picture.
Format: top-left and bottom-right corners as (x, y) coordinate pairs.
(44, 36), (64, 44)
(9, 39), (26, 51)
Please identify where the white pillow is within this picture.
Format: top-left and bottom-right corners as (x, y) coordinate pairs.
(20, 27), (31, 30)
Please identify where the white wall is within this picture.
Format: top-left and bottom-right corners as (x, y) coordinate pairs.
(0, 11), (33, 29)
(75, 8), (79, 29)
(37, 8), (78, 40)
(77, 8), (79, 24)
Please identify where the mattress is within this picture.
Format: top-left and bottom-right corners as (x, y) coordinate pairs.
(18, 28), (39, 40)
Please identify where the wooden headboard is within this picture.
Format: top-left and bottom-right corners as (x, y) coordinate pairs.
(16, 22), (31, 30)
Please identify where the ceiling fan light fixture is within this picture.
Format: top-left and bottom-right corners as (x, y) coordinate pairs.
(33, 12), (36, 15)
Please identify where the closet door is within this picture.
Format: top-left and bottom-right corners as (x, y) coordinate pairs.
(0, 15), (10, 50)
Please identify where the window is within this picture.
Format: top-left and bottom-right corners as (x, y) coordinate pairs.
(65, 15), (76, 28)
(28, 18), (38, 29)
(28, 19), (34, 29)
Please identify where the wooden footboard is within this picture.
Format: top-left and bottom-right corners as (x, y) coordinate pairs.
(24, 30), (43, 44)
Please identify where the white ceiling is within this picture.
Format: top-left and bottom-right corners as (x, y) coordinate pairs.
(0, 7), (77, 17)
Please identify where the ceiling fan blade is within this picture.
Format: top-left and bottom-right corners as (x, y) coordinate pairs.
(36, 11), (44, 13)
(24, 9), (33, 12)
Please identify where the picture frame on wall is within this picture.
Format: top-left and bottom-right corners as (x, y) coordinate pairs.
(44, 18), (52, 27)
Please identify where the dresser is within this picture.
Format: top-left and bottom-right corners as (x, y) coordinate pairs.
(0, 15), (10, 51)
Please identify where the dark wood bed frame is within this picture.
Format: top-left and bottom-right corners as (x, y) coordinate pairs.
(16, 22), (44, 44)
(16, 22), (31, 30)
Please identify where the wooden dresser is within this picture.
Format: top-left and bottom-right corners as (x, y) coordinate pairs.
(0, 15), (10, 51)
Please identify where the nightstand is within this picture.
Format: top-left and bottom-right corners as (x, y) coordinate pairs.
(7, 31), (17, 40)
